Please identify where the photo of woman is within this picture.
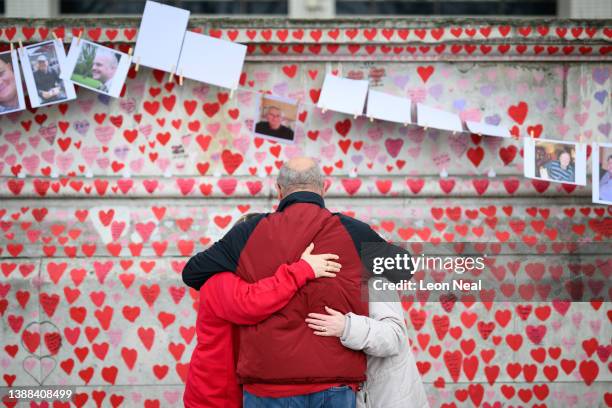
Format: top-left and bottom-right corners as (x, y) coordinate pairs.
(0, 50), (26, 115)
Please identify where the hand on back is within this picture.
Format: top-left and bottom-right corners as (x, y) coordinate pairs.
(300, 243), (341, 278)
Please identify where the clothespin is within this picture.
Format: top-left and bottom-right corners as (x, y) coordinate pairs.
(403, 122), (408, 127)
(168, 65), (176, 83)
(179, 70), (184, 86)
(51, 32), (58, 42)
(9, 42), (14, 52)
(134, 56), (140, 72)
(18, 41), (24, 51)
(76, 30), (82, 45)
(321, 107), (327, 114)
(353, 113), (359, 119)
(369, 117), (374, 123)
(529, 129), (535, 139)
(127, 47), (133, 56)
(424, 126), (428, 132)
(229, 89), (234, 99)
(578, 134), (584, 143)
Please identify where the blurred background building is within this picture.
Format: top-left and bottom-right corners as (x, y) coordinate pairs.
(4, 0), (612, 19)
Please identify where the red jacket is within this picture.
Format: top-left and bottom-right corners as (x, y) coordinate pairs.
(183, 260), (315, 408)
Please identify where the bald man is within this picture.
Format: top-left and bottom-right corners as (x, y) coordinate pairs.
(183, 157), (413, 407)
(91, 48), (118, 93)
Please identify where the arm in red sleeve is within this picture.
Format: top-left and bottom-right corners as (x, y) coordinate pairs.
(204, 259), (315, 325)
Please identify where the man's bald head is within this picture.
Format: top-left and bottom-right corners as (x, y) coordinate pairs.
(276, 157), (324, 198)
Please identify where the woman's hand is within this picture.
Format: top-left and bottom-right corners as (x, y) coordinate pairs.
(305, 306), (346, 337)
(300, 243), (341, 279)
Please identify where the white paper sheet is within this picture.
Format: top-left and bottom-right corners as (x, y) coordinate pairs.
(366, 90), (412, 124)
(133, 0), (190, 72)
(0, 50), (26, 115)
(62, 38), (132, 98)
(416, 103), (463, 133)
(524, 137), (587, 186)
(317, 73), (369, 116)
(177, 31), (247, 90)
(465, 120), (510, 138)
(18, 40), (76, 108)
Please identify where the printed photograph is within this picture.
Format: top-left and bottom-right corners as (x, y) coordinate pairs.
(592, 143), (612, 205)
(535, 141), (577, 183)
(19, 40), (76, 107)
(64, 39), (131, 98)
(252, 94), (298, 143)
(524, 138), (587, 185)
(0, 50), (26, 115)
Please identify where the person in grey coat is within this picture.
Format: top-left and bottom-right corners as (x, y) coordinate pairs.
(306, 277), (430, 408)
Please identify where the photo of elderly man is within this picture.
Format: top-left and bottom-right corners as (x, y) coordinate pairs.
(70, 41), (120, 94)
(254, 95), (297, 142)
(32, 53), (66, 103)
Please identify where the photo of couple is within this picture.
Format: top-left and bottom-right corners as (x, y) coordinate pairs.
(182, 157), (429, 408)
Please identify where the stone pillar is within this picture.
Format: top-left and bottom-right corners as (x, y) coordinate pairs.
(289, 0), (335, 18)
(558, 0), (612, 18)
(5, 0), (59, 17)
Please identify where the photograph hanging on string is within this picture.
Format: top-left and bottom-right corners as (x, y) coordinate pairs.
(523, 137), (587, 185)
(252, 94), (298, 144)
(592, 143), (612, 205)
(18, 40), (76, 108)
(63, 38), (132, 98)
(0, 50), (26, 115)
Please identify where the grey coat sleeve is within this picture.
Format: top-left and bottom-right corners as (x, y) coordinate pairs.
(339, 280), (406, 358)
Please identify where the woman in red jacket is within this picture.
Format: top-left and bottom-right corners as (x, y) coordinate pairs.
(184, 215), (342, 407)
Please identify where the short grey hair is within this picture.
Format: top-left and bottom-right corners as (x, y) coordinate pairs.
(94, 48), (118, 68)
(277, 162), (324, 194)
(267, 105), (282, 115)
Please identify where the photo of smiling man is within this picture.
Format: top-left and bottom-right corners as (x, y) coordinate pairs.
(64, 38), (131, 98)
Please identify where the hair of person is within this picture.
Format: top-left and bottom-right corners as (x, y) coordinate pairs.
(277, 160), (324, 195)
(267, 105), (281, 114)
(557, 149), (571, 159)
(94, 47), (119, 68)
(0, 53), (12, 66)
(234, 213), (262, 226)
(607, 154), (612, 162)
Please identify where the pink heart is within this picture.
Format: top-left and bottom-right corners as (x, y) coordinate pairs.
(56, 153), (74, 173)
(95, 126), (115, 144)
(41, 149), (55, 165)
(22, 155), (40, 174)
(130, 158), (144, 173)
(206, 123), (221, 136)
(139, 124), (153, 137)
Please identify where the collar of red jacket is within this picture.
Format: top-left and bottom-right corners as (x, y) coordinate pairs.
(277, 191), (325, 212)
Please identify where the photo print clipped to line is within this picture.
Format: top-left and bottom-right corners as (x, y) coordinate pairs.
(251, 94), (299, 144)
(63, 38), (132, 98)
(18, 40), (76, 108)
(0, 49), (26, 115)
(523, 137), (587, 186)
(592, 142), (612, 205)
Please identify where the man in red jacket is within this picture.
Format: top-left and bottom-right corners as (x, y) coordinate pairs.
(184, 239), (341, 407)
(183, 157), (412, 407)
